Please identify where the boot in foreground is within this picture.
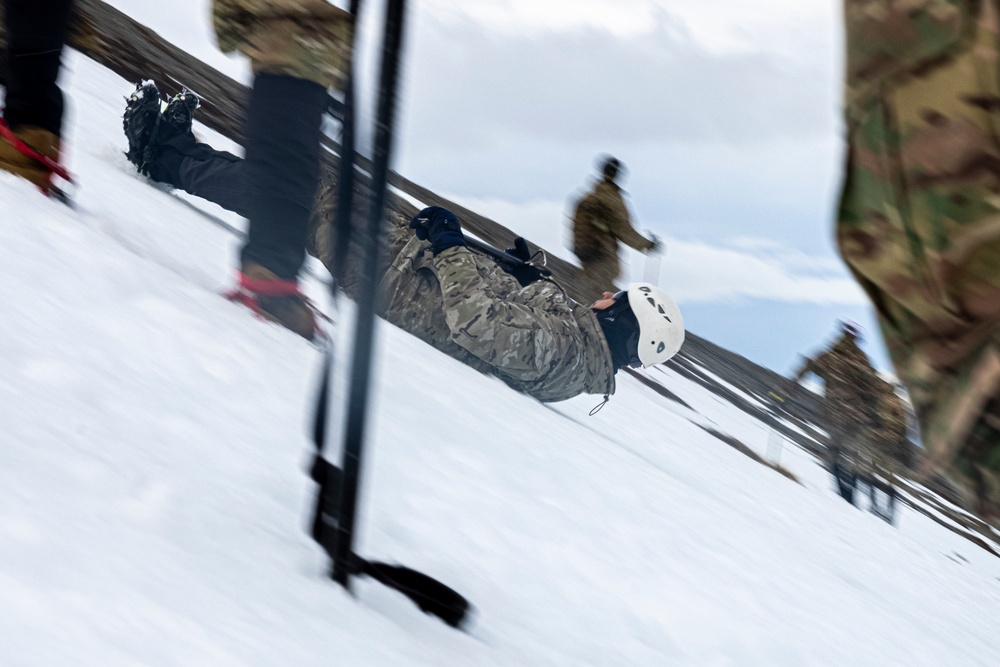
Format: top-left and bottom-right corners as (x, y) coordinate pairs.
(227, 262), (318, 341)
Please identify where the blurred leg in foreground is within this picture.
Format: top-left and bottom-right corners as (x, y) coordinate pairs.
(0, 0), (74, 193)
(212, 0), (354, 339)
(837, 1), (1000, 522)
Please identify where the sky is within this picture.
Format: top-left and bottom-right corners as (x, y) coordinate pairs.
(2, 51), (1000, 664)
(98, 0), (884, 374)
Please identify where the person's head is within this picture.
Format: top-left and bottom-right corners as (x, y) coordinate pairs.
(597, 154), (624, 183)
(592, 283), (684, 370)
(839, 318), (863, 341)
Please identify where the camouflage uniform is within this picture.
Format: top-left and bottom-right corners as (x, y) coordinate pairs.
(794, 334), (885, 476)
(379, 215), (616, 403)
(869, 379), (911, 481)
(838, 0), (1000, 515)
(212, 0), (353, 89)
(572, 178), (655, 291)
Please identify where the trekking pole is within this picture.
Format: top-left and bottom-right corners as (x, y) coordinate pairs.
(328, 12), (361, 293)
(330, 0), (405, 592)
(313, 0), (471, 627)
(310, 0), (362, 563)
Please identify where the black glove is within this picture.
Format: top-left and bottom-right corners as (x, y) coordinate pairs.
(409, 206), (467, 255)
(504, 237), (531, 262)
(509, 263), (549, 287)
(501, 237), (551, 285)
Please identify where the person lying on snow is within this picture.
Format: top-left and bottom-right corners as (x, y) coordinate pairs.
(122, 83), (685, 403)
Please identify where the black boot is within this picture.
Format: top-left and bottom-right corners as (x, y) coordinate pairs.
(158, 89), (200, 143)
(122, 81), (163, 172)
(833, 463), (857, 505)
(135, 88), (221, 188)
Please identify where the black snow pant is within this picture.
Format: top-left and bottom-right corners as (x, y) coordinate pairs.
(152, 73), (328, 281)
(2, 0), (75, 136)
(150, 139), (251, 219)
(833, 462), (857, 506)
(867, 478), (898, 525)
(242, 73), (327, 280)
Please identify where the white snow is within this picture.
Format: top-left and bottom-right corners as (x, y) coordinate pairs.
(2, 50), (1000, 667)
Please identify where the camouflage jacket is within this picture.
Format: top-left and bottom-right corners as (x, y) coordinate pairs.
(794, 336), (883, 443)
(571, 179), (654, 274)
(378, 219), (616, 403)
(838, 0), (1000, 501)
(212, 0), (353, 89)
(796, 335), (911, 473)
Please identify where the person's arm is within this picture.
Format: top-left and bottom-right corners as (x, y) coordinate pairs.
(792, 353), (823, 382)
(597, 186), (656, 252)
(430, 246), (577, 379)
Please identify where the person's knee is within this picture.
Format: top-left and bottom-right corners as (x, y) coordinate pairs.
(213, 1), (354, 90)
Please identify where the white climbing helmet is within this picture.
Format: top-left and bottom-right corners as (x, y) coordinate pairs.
(626, 282), (684, 366)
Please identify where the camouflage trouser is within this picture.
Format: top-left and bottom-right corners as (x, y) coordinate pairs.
(951, 399), (1000, 521)
(212, 0), (354, 89)
(838, 0), (1000, 520)
(855, 446), (900, 487)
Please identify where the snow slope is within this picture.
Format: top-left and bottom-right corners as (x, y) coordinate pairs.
(2, 52), (1000, 667)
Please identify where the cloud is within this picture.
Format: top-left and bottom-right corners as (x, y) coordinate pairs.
(400, 14), (837, 154)
(420, 0), (665, 40)
(418, 0), (836, 57)
(647, 237), (867, 305)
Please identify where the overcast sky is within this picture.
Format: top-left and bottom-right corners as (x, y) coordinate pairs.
(103, 0), (884, 373)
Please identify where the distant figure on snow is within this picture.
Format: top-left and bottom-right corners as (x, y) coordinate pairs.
(571, 155), (658, 293)
(793, 321), (908, 522)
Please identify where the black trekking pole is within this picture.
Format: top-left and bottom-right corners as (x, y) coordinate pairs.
(309, 0), (362, 554)
(332, 0), (405, 588)
(307, 0), (471, 629)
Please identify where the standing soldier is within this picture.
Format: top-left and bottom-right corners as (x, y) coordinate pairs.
(571, 155), (658, 292)
(837, 0), (1000, 523)
(793, 321), (884, 505)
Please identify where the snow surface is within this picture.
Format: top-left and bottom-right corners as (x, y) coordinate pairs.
(3, 51), (1000, 667)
